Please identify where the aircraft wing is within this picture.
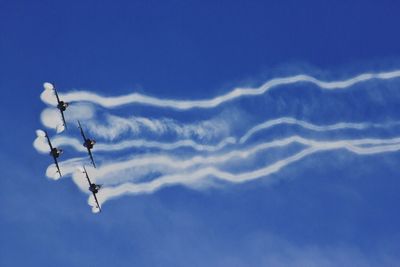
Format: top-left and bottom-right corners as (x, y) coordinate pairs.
(52, 155), (62, 177)
(92, 192), (101, 212)
(53, 87), (61, 104)
(60, 109), (67, 129)
(87, 148), (96, 168)
(83, 166), (92, 186)
(45, 131), (62, 177)
(44, 131), (54, 151)
(78, 121), (87, 141)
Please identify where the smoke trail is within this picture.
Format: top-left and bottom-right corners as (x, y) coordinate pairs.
(94, 137), (237, 152)
(48, 135), (400, 187)
(89, 148), (318, 209)
(34, 117), (400, 154)
(40, 70), (400, 110)
(45, 157), (86, 180)
(90, 139), (400, 209)
(239, 117), (400, 144)
(35, 68), (400, 213)
(40, 105), (231, 141)
(84, 114), (231, 141)
(40, 104), (96, 134)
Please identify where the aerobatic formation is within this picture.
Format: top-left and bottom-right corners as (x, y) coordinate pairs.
(34, 70), (400, 213)
(37, 83), (101, 212)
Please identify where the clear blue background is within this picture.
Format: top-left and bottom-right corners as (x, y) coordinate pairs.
(1, 0), (400, 266)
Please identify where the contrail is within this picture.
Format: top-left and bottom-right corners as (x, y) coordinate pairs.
(95, 137), (237, 152)
(34, 117), (400, 154)
(89, 147), (318, 209)
(90, 139), (400, 209)
(35, 69), (400, 213)
(40, 106), (230, 140)
(84, 114), (230, 141)
(239, 117), (400, 144)
(45, 157), (86, 180)
(41, 70), (400, 110)
(88, 136), (400, 179)
(47, 135), (400, 185)
(34, 131), (237, 153)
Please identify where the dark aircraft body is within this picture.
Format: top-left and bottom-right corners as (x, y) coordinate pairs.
(44, 82), (69, 129)
(81, 166), (102, 212)
(40, 82), (104, 212)
(78, 121), (97, 167)
(44, 130), (63, 177)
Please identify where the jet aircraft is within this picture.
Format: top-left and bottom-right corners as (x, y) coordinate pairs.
(44, 130), (63, 177)
(78, 121), (97, 167)
(81, 166), (102, 212)
(43, 82), (69, 129)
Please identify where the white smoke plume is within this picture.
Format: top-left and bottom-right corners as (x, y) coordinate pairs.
(34, 118), (400, 154)
(91, 139), (400, 209)
(34, 69), (400, 212)
(40, 70), (400, 110)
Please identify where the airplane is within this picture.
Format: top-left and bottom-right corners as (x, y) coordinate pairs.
(78, 121), (96, 167)
(43, 82), (69, 129)
(44, 130), (63, 177)
(81, 166), (102, 212)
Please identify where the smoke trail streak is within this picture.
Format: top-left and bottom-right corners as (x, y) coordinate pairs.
(34, 132), (237, 153)
(239, 118), (400, 143)
(84, 114), (229, 141)
(90, 136), (400, 177)
(45, 157), (86, 180)
(34, 117), (400, 155)
(40, 104), (231, 140)
(90, 148), (318, 208)
(35, 69), (400, 213)
(91, 138), (400, 209)
(48, 136), (400, 187)
(95, 137), (237, 152)
(41, 70), (400, 110)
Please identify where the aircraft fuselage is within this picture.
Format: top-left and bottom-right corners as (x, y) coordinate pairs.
(57, 101), (68, 111)
(84, 139), (95, 149)
(89, 183), (100, 194)
(50, 148), (62, 158)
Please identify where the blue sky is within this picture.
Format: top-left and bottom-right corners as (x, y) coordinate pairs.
(1, 0), (400, 266)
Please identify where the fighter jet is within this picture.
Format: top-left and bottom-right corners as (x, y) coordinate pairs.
(81, 166), (102, 212)
(44, 130), (63, 177)
(43, 82), (69, 129)
(78, 121), (96, 167)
